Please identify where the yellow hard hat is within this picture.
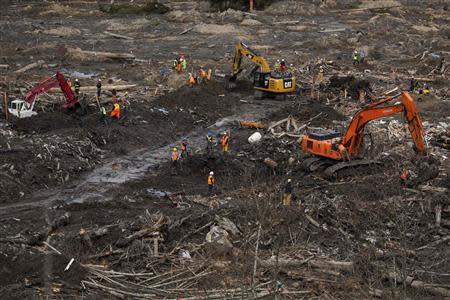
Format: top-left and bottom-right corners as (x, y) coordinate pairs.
(125, 91), (128, 95)
(173, 147), (177, 151)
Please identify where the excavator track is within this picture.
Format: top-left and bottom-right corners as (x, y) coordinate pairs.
(324, 159), (381, 178)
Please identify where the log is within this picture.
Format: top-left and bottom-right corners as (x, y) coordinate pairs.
(239, 121), (267, 129)
(14, 60), (44, 73)
(417, 235), (450, 250)
(387, 273), (450, 297)
(318, 28), (346, 33)
(417, 185), (448, 194)
(0, 64), (9, 69)
(66, 48), (135, 61)
(436, 204), (442, 227)
(259, 256), (353, 272)
(49, 84), (136, 93)
(116, 215), (166, 247)
(180, 27), (193, 35)
(103, 31), (134, 40)
(273, 20), (300, 25)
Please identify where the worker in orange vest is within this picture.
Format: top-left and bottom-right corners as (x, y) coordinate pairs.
(180, 141), (188, 159)
(220, 131), (229, 154)
(110, 103), (120, 120)
(198, 67), (207, 84)
(188, 73), (196, 87)
(171, 147), (179, 169)
(207, 171), (215, 195)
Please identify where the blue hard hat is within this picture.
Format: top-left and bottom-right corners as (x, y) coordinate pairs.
(208, 131), (212, 136)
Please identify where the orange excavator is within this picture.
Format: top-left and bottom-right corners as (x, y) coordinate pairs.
(301, 91), (427, 176)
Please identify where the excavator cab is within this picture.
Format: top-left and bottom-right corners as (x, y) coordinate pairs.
(253, 72), (270, 89)
(8, 99), (37, 118)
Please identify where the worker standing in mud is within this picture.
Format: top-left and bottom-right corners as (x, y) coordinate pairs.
(274, 59), (281, 73)
(188, 73), (196, 87)
(171, 147), (179, 171)
(100, 106), (107, 124)
(181, 141), (188, 159)
(96, 79), (102, 99)
(280, 59), (286, 73)
(74, 78), (81, 97)
(110, 102), (120, 121)
(199, 67), (207, 84)
(206, 131), (214, 156)
(181, 55), (187, 71)
(220, 131), (230, 154)
(208, 171), (216, 196)
(282, 178), (293, 206)
(121, 91), (130, 115)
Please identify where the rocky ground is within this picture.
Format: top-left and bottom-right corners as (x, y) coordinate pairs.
(0, 1), (449, 299)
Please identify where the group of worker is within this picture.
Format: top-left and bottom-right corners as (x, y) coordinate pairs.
(409, 77), (430, 95)
(274, 59), (295, 76)
(170, 131), (230, 196)
(188, 67), (212, 87)
(68, 77), (131, 123)
(352, 49), (365, 65)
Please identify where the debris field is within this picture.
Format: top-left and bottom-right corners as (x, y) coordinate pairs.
(0, 1), (449, 299)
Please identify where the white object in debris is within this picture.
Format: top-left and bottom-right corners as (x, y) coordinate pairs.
(205, 226), (231, 247)
(248, 132), (262, 143)
(64, 258), (75, 272)
(179, 249), (192, 260)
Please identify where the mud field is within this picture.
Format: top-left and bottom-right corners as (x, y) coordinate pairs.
(0, 1), (449, 299)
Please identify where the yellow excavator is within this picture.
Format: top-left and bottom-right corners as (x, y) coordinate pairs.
(228, 42), (296, 99)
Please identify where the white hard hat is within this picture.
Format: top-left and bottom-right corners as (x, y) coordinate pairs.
(277, 59), (280, 62)
(290, 64), (293, 67)
(281, 59), (285, 62)
(75, 78), (78, 81)
(98, 79), (101, 82)
(209, 171), (214, 175)
(287, 178), (292, 182)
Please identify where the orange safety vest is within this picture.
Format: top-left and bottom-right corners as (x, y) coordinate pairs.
(111, 103), (120, 118)
(189, 74), (196, 85)
(208, 175), (215, 186)
(221, 135), (229, 146)
(172, 150), (179, 161)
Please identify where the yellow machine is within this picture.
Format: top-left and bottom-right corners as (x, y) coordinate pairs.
(228, 42), (296, 99)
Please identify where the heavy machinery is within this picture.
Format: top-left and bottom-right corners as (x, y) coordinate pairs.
(8, 72), (80, 118)
(228, 42), (296, 99)
(301, 91), (427, 177)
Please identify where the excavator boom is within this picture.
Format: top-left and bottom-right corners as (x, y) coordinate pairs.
(24, 72), (77, 108)
(231, 42), (271, 79)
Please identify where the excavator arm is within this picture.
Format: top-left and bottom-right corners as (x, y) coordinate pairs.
(341, 92), (426, 157)
(24, 72), (77, 108)
(230, 42), (271, 80)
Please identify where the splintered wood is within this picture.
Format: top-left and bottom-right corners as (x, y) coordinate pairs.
(269, 113), (323, 139)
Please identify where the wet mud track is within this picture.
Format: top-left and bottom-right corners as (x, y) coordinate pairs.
(0, 99), (288, 215)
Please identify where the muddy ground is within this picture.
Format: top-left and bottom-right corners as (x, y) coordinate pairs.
(0, 1), (449, 299)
